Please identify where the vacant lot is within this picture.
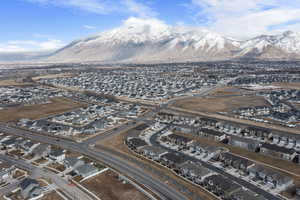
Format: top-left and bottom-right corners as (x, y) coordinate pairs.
(0, 79), (32, 86)
(32, 73), (75, 81)
(208, 86), (248, 96)
(82, 170), (149, 200)
(174, 95), (269, 113)
(273, 82), (300, 89)
(0, 97), (85, 122)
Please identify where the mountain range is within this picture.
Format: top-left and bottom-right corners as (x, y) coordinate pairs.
(3, 19), (300, 63)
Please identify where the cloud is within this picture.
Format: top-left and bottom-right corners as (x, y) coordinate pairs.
(122, 0), (157, 18)
(83, 25), (97, 29)
(0, 39), (65, 53)
(25, 0), (110, 14)
(190, 0), (300, 39)
(24, 0), (156, 17)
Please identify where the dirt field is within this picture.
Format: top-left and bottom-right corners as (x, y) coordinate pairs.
(82, 170), (149, 200)
(273, 82), (300, 89)
(207, 86), (249, 96)
(32, 73), (75, 81)
(41, 191), (64, 200)
(174, 95), (270, 113)
(0, 97), (85, 122)
(0, 79), (32, 86)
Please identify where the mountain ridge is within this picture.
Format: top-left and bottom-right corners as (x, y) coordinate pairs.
(3, 18), (300, 63)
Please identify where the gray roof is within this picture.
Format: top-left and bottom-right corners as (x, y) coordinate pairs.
(64, 157), (84, 168)
(20, 178), (38, 190)
(140, 145), (167, 155)
(179, 161), (212, 177)
(75, 164), (98, 177)
(50, 149), (65, 157)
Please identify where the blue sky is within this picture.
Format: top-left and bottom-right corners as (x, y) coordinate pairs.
(1, 0), (300, 52)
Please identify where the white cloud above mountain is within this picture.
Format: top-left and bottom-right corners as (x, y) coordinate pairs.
(190, 0), (300, 39)
(0, 39), (65, 53)
(24, 0), (156, 17)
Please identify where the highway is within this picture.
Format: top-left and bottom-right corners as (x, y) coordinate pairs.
(0, 124), (188, 200)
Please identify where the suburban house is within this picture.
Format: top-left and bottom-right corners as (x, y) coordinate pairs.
(216, 122), (242, 135)
(203, 174), (242, 199)
(218, 152), (255, 174)
(74, 164), (99, 178)
(126, 137), (148, 152)
(31, 144), (51, 159)
(19, 178), (43, 200)
(199, 118), (218, 127)
(0, 164), (15, 184)
(248, 164), (294, 191)
(242, 127), (271, 140)
(272, 131), (300, 149)
(19, 140), (40, 154)
(160, 152), (187, 169)
(189, 141), (224, 158)
(49, 149), (66, 162)
(139, 145), (168, 161)
(64, 157), (85, 170)
(0, 137), (20, 149)
(228, 135), (260, 152)
(197, 128), (226, 141)
(178, 161), (213, 184)
(161, 134), (194, 148)
(259, 143), (298, 162)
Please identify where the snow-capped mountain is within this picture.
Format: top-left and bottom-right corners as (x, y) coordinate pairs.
(44, 18), (300, 63)
(237, 31), (300, 59)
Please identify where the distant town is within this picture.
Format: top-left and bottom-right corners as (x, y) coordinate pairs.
(0, 60), (300, 200)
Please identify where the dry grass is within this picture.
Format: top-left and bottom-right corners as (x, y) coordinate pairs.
(0, 97), (85, 122)
(47, 163), (66, 172)
(12, 170), (26, 179)
(273, 82), (300, 89)
(8, 149), (24, 157)
(208, 86), (248, 96)
(0, 79), (32, 86)
(174, 95), (269, 113)
(32, 73), (75, 81)
(82, 170), (149, 200)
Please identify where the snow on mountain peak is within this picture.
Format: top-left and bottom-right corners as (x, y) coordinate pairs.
(48, 18), (300, 63)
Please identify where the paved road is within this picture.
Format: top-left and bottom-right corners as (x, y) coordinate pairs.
(0, 154), (93, 200)
(0, 124), (188, 200)
(82, 121), (138, 145)
(149, 131), (283, 200)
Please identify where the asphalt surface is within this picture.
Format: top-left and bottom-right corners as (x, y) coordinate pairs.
(0, 124), (188, 200)
(150, 131), (283, 200)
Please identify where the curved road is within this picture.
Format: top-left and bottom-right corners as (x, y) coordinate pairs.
(0, 124), (188, 200)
